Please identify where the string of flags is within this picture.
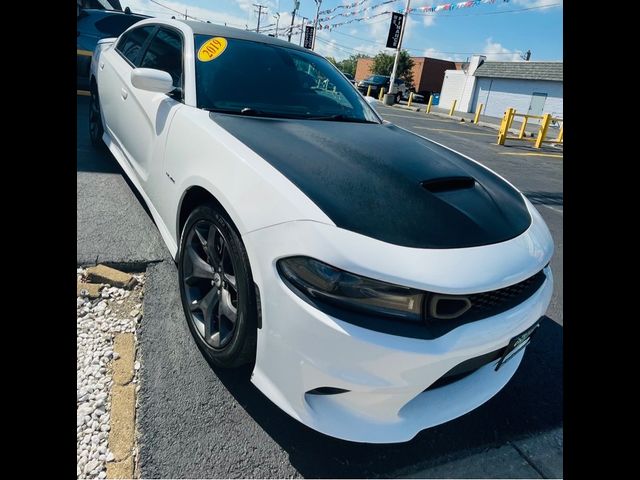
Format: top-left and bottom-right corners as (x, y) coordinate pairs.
(319, 0), (370, 15)
(318, 0), (510, 31)
(411, 0), (509, 13)
(319, 0), (400, 23)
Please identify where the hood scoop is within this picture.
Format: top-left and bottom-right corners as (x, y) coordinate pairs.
(421, 176), (475, 193)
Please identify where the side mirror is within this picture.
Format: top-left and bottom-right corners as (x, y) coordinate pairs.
(130, 68), (174, 94)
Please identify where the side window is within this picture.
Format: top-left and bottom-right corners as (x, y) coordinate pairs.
(139, 28), (184, 92)
(116, 25), (155, 65)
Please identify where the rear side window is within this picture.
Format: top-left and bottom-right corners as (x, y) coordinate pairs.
(94, 15), (145, 37)
(139, 28), (184, 89)
(116, 25), (155, 65)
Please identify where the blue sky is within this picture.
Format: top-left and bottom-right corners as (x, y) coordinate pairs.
(119, 0), (563, 62)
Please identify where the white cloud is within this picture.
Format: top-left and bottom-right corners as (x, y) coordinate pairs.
(119, 0), (252, 28)
(482, 38), (523, 61)
(421, 48), (465, 62)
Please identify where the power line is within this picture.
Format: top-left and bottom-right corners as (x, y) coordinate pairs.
(330, 29), (530, 56)
(148, 0), (206, 22)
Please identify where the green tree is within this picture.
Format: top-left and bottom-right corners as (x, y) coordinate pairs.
(335, 53), (367, 77)
(325, 56), (338, 66)
(370, 50), (414, 89)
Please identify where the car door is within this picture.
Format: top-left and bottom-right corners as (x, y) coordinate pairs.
(98, 24), (156, 144)
(112, 26), (185, 187)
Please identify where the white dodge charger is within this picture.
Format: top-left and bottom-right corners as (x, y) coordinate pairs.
(90, 18), (554, 443)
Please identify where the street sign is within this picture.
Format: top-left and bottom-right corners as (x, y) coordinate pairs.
(386, 12), (404, 49)
(304, 25), (314, 49)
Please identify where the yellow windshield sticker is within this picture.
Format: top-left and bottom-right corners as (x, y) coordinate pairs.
(197, 37), (228, 62)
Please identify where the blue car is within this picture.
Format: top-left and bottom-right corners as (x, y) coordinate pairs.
(77, 8), (148, 90)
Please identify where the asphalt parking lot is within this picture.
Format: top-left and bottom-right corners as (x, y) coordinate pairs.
(77, 96), (563, 478)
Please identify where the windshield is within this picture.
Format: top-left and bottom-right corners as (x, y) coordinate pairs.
(194, 35), (380, 123)
(365, 75), (388, 83)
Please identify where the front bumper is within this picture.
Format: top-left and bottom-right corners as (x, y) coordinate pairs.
(242, 205), (553, 443)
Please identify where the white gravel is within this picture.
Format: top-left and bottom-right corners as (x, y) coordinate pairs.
(77, 268), (144, 479)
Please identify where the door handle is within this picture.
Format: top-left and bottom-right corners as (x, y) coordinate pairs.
(121, 88), (128, 100)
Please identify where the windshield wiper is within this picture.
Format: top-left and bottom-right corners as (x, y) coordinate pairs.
(203, 107), (291, 119)
(305, 114), (378, 124)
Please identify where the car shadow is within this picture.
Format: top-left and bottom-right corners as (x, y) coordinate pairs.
(208, 316), (563, 478)
(76, 95), (159, 228)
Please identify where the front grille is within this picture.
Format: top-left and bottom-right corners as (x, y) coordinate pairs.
(425, 270), (546, 326)
(424, 347), (504, 391)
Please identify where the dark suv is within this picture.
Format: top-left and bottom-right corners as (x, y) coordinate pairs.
(77, 8), (148, 90)
(356, 75), (406, 102)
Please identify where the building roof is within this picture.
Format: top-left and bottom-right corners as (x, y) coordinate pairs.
(474, 61), (563, 82)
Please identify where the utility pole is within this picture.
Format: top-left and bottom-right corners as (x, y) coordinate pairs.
(311, 0), (322, 51)
(389, 0), (411, 99)
(253, 4), (267, 33)
(273, 12), (280, 37)
(288, 1), (300, 42)
(299, 17), (308, 46)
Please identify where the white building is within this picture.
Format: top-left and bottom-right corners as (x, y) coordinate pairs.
(438, 55), (563, 121)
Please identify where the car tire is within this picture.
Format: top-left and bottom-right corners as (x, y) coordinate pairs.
(89, 84), (104, 147)
(396, 92), (402, 104)
(178, 203), (258, 368)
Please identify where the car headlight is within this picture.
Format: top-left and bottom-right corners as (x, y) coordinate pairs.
(277, 256), (424, 322)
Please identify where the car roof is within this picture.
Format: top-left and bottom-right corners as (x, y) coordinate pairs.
(80, 8), (148, 19)
(177, 19), (317, 56)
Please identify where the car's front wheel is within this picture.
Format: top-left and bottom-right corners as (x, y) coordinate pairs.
(89, 85), (104, 147)
(178, 204), (258, 368)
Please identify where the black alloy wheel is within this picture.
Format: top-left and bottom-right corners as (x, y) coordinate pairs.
(89, 86), (104, 147)
(178, 204), (257, 368)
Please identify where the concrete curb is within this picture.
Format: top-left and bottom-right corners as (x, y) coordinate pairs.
(389, 104), (540, 138)
(107, 333), (137, 479)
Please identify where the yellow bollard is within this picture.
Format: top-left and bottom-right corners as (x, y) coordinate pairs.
(555, 123), (563, 142)
(378, 87), (385, 101)
(426, 94), (433, 113)
(518, 116), (529, 139)
(407, 92), (413, 107)
(497, 108), (514, 145)
(449, 99), (457, 116)
(473, 103), (484, 124)
(366, 85), (372, 97)
(535, 113), (552, 148)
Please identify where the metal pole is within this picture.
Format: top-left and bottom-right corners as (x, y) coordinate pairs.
(311, 0), (322, 51)
(389, 0), (411, 98)
(253, 4), (267, 33)
(273, 13), (280, 37)
(288, 1), (300, 42)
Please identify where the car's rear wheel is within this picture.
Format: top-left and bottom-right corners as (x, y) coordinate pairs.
(178, 204), (257, 368)
(396, 92), (402, 103)
(89, 85), (104, 147)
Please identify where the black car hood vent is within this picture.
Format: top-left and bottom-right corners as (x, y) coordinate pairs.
(212, 114), (531, 249)
(422, 177), (475, 193)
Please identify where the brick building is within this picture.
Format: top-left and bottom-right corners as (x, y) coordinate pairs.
(354, 56), (456, 96)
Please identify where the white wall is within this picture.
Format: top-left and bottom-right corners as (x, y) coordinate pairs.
(438, 70), (466, 111)
(472, 78), (563, 121)
(438, 55), (485, 112)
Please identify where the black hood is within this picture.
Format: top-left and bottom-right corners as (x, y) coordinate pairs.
(213, 114), (531, 249)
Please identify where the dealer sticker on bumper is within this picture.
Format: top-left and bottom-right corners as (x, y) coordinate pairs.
(495, 322), (540, 371)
